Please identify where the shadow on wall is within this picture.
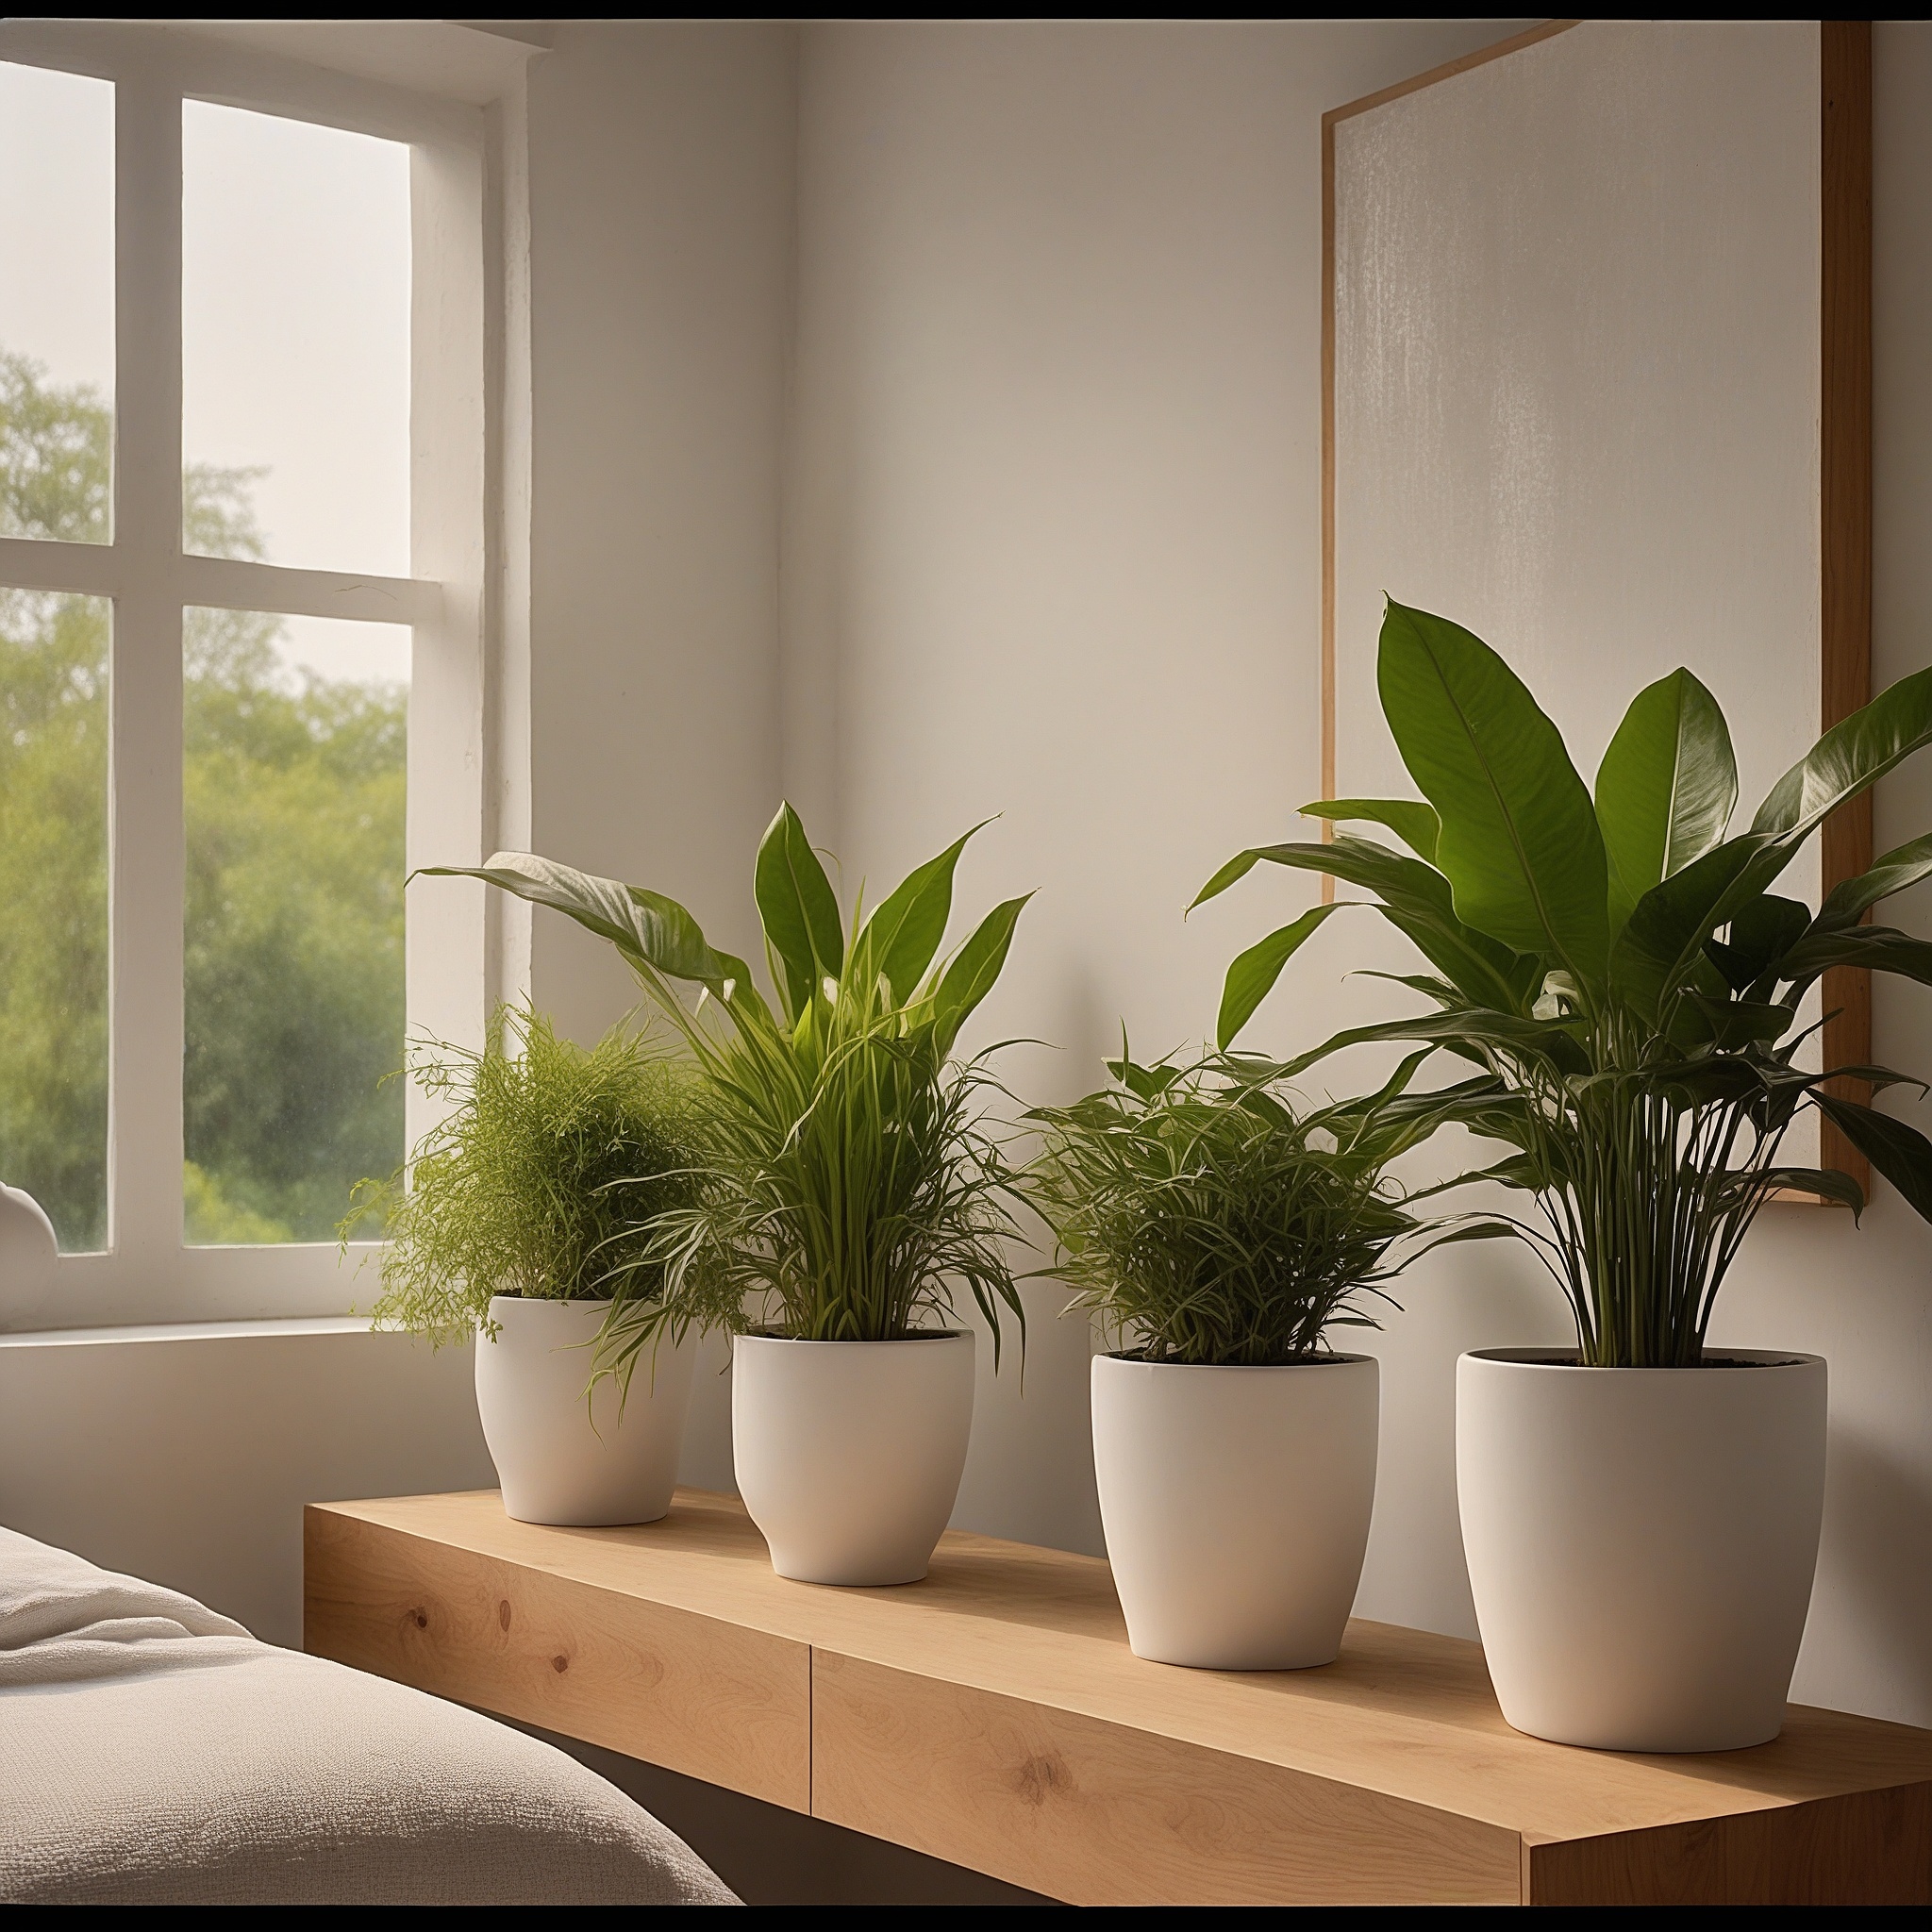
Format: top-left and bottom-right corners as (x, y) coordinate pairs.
(1824, 1428), (1932, 1718)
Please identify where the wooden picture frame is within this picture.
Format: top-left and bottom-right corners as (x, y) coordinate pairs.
(1320, 21), (1874, 1190)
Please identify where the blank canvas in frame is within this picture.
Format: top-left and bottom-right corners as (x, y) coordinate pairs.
(1324, 21), (1872, 1181)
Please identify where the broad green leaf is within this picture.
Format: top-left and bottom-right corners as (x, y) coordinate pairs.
(755, 803), (843, 1020)
(1813, 1093), (1932, 1224)
(1216, 904), (1342, 1049)
(1754, 664), (1932, 839)
(1377, 600), (1609, 981)
(1619, 670), (1932, 1016)
(1197, 836), (1534, 1015)
(1704, 893), (1809, 992)
(1677, 991), (1796, 1052)
(1781, 924), (1932, 991)
(1811, 831), (1932, 934)
(1299, 798), (1440, 863)
(1190, 848), (1261, 910)
(418, 853), (758, 1004)
(1274, 1008), (1587, 1081)
(1593, 668), (1737, 934)
(1610, 833), (1797, 1020)
(1739, 1166), (1865, 1214)
(849, 823), (988, 1000)
(931, 894), (1032, 1056)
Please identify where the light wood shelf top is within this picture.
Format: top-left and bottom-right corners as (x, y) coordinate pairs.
(309, 1487), (1932, 1856)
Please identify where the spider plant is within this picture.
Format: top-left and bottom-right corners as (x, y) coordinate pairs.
(422, 807), (1031, 1381)
(1196, 598), (1932, 1368)
(1027, 1049), (1503, 1365)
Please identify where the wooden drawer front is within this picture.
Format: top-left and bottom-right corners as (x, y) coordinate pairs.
(1528, 1785), (1932, 1906)
(809, 1652), (1522, 1905)
(303, 1508), (810, 1810)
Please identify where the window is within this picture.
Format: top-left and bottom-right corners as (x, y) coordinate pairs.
(0, 23), (491, 1325)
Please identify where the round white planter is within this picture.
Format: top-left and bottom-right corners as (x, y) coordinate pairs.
(732, 1331), (975, 1586)
(1091, 1352), (1379, 1669)
(1457, 1347), (1827, 1752)
(475, 1295), (696, 1527)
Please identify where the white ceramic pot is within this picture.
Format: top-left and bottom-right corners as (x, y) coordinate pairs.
(475, 1295), (696, 1526)
(731, 1331), (975, 1586)
(1457, 1347), (1827, 1752)
(1091, 1352), (1379, 1669)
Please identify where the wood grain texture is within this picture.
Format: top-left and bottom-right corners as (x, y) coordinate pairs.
(810, 1652), (1523, 1906)
(1528, 1783), (1931, 1906)
(302, 1503), (811, 1810)
(304, 1492), (1932, 1904)
(1820, 19), (1875, 1190)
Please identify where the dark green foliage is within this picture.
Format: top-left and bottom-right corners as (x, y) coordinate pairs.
(1200, 599), (1932, 1367)
(1026, 1055), (1466, 1366)
(353, 1008), (701, 1345)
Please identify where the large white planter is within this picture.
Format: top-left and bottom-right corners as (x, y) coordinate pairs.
(732, 1331), (975, 1586)
(475, 1295), (696, 1527)
(1457, 1347), (1827, 1752)
(1091, 1352), (1379, 1669)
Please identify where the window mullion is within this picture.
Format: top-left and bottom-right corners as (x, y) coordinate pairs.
(107, 72), (185, 1274)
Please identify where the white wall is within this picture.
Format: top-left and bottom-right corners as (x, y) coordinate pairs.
(0, 1324), (489, 1646)
(781, 18), (1932, 1731)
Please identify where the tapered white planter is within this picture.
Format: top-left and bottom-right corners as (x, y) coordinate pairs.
(1457, 1348), (1827, 1752)
(1091, 1352), (1379, 1669)
(475, 1295), (696, 1527)
(732, 1331), (975, 1586)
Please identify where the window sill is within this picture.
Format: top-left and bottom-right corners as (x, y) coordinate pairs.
(0, 1314), (381, 1350)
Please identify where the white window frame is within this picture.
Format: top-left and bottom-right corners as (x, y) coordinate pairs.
(0, 21), (519, 1328)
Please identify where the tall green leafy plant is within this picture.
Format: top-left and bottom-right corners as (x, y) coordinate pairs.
(1197, 599), (1932, 1367)
(1028, 1051), (1500, 1366)
(423, 808), (1031, 1376)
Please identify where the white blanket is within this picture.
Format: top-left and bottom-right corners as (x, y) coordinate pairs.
(0, 1527), (736, 1905)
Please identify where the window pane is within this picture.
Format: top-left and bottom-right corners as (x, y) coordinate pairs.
(0, 590), (109, 1251)
(184, 608), (408, 1245)
(181, 103), (409, 576)
(0, 62), (114, 545)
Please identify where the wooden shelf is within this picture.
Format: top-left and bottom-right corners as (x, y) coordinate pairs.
(304, 1489), (1932, 1906)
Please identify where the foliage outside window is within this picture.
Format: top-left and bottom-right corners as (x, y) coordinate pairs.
(0, 354), (406, 1247)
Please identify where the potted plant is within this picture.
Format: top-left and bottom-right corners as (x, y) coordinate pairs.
(348, 1006), (702, 1527)
(424, 805), (1030, 1586)
(1197, 599), (1932, 1750)
(1028, 1051), (1491, 1670)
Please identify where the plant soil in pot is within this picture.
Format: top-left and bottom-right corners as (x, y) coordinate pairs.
(732, 1331), (975, 1584)
(1458, 1348), (1826, 1752)
(477, 1295), (697, 1525)
(431, 807), (1032, 1584)
(1031, 1054), (1475, 1669)
(1201, 600), (1932, 1744)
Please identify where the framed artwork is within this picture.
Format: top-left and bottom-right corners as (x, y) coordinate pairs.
(1322, 20), (1873, 1183)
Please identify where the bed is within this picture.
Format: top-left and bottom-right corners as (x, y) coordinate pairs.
(0, 1525), (736, 1905)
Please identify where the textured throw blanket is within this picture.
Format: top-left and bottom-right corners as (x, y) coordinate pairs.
(0, 1526), (736, 1906)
